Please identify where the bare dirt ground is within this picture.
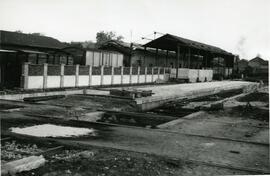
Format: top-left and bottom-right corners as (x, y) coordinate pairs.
(161, 87), (269, 143)
(1, 85), (269, 175)
(15, 146), (252, 176)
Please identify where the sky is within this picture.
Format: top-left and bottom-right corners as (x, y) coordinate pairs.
(0, 0), (269, 60)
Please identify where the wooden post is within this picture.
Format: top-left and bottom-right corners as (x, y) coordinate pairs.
(144, 47), (146, 66)
(129, 66), (132, 84)
(166, 50), (169, 67)
(60, 64), (65, 88)
(75, 64), (79, 87)
(111, 66), (114, 85)
(22, 62), (29, 89)
(155, 48), (158, 66)
(100, 66), (104, 86)
(129, 43), (133, 67)
(163, 67), (166, 77)
(66, 56), (69, 65)
(145, 67), (147, 83)
(151, 67), (154, 82)
(120, 66), (124, 85)
(43, 63), (48, 89)
(36, 54), (39, 64)
(188, 47), (191, 68)
(88, 65), (92, 86)
(176, 45), (180, 79)
(137, 67), (140, 84)
(158, 67), (160, 79)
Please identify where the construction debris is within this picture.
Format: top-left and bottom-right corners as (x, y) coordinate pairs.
(110, 89), (153, 99)
(1, 155), (46, 176)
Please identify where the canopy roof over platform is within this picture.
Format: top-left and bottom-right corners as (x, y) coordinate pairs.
(143, 34), (233, 56)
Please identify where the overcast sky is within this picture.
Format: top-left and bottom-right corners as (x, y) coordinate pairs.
(0, 0), (269, 60)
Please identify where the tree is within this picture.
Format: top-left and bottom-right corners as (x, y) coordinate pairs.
(96, 31), (124, 46)
(15, 30), (23, 33)
(30, 32), (45, 36)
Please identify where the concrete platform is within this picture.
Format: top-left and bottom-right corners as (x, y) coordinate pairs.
(134, 81), (259, 111)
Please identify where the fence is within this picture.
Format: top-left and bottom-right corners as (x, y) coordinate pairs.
(170, 68), (213, 82)
(21, 63), (170, 89)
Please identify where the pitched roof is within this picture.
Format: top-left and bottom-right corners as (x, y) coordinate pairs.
(98, 40), (133, 54)
(249, 56), (268, 65)
(99, 40), (176, 57)
(238, 59), (248, 64)
(144, 34), (233, 56)
(0, 30), (66, 49)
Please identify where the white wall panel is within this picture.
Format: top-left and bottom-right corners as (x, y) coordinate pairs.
(78, 75), (89, 86)
(64, 76), (76, 87)
(113, 75), (121, 84)
(47, 76), (61, 88)
(28, 76), (43, 89)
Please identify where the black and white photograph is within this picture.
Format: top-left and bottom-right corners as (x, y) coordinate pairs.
(0, 0), (269, 175)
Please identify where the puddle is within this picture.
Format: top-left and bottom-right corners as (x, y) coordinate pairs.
(10, 124), (96, 137)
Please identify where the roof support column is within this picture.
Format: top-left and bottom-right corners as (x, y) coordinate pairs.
(155, 48), (158, 66)
(36, 54), (39, 64)
(166, 50), (169, 67)
(188, 47), (191, 69)
(205, 53), (208, 68)
(176, 45), (180, 79)
(144, 46), (146, 66)
(129, 43), (133, 67)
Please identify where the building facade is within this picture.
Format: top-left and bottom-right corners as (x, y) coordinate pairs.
(0, 30), (73, 88)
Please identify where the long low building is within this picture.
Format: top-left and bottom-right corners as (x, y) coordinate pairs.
(100, 34), (237, 79)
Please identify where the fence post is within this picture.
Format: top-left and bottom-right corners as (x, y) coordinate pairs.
(75, 64), (79, 87)
(43, 63), (48, 89)
(101, 66), (104, 86)
(151, 67), (154, 82)
(60, 64), (65, 88)
(129, 66), (132, 84)
(145, 67), (147, 83)
(164, 67), (166, 76)
(88, 65), (92, 86)
(137, 67), (140, 84)
(111, 67), (114, 85)
(121, 66), (124, 85)
(22, 62), (29, 89)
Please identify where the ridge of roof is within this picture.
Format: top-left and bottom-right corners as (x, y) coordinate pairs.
(166, 34), (231, 55)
